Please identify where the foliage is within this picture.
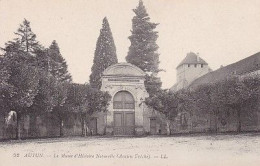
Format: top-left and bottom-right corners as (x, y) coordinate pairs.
(64, 83), (111, 115)
(126, 0), (162, 99)
(90, 17), (118, 89)
(0, 56), (12, 112)
(3, 19), (41, 54)
(126, 0), (160, 74)
(47, 40), (72, 82)
(145, 90), (178, 121)
(210, 76), (260, 132)
(144, 74), (162, 97)
(3, 50), (39, 113)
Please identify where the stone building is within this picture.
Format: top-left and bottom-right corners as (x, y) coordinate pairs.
(171, 52), (211, 92)
(91, 63), (167, 136)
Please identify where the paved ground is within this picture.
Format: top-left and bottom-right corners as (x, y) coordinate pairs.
(0, 133), (260, 166)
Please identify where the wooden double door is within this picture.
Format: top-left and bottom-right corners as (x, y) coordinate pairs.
(114, 111), (135, 136)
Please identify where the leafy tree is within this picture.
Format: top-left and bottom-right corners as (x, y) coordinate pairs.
(191, 84), (220, 132)
(3, 19), (41, 54)
(0, 56), (11, 114)
(64, 83), (111, 136)
(3, 51), (39, 139)
(64, 83), (89, 136)
(33, 48), (70, 136)
(90, 17), (118, 89)
(36, 41), (71, 82)
(51, 82), (68, 137)
(211, 76), (260, 132)
(145, 90), (179, 135)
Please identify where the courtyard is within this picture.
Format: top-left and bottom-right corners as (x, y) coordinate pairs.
(0, 133), (260, 166)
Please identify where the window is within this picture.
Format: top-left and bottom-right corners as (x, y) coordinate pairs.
(113, 91), (135, 109)
(201, 64), (203, 68)
(194, 64), (197, 68)
(188, 64), (190, 67)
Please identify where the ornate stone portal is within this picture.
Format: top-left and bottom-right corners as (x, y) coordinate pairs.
(91, 63), (167, 136)
(100, 63), (149, 136)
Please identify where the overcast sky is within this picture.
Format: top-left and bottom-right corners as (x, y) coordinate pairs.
(1, 0), (260, 88)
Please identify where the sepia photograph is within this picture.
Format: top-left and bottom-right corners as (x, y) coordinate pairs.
(0, 0), (260, 166)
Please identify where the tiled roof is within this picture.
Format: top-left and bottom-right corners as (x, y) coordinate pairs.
(189, 52), (260, 89)
(177, 52), (208, 68)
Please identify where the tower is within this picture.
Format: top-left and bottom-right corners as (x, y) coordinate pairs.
(171, 52), (211, 91)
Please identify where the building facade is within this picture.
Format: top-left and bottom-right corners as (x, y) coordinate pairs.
(92, 63), (167, 136)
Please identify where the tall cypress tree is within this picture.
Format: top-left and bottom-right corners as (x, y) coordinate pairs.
(126, 0), (162, 96)
(90, 17), (118, 89)
(126, 0), (160, 74)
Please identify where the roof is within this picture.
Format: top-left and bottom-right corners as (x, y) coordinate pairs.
(177, 52), (208, 68)
(189, 52), (260, 89)
(102, 62), (146, 77)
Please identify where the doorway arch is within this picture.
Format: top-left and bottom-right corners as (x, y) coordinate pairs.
(113, 91), (135, 136)
(113, 91), (135, 109)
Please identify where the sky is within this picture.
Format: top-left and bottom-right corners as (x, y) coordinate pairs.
(0, 0), (260, 88)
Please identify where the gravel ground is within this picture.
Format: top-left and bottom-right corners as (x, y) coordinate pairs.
(0, 133), (260, 166)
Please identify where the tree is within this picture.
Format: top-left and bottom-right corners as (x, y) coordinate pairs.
(3, 51), (39, 139)
(0, 56), (11, 114)
(211, 76), (260, 132)
(51, 81), (68, 137)
(126, 0), (162, 97)
(90, 17), (118, 89)
(126, 0), (160, 74)
(64, 83), (111, 136)
(191, 84), (220, 132)
(144, 74), (162, 97)
(33, 47), (70, 137)
(145, 90), (179, 135)
(3, 19), (41, 54)
(47, 40), (72, 82)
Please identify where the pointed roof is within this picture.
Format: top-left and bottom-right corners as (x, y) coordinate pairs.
(177, 52), (208, 68)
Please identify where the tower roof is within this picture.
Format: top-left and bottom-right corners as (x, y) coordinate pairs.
(177, 52), (208, 68)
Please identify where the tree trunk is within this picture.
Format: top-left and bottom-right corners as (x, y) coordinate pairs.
(16, 112), (21, 140)
(59, 117), (64, 137)
(237, 107), (241, 133)
(213, 110), (218, 133)
(166, 120), (171, 135)
(81, 117), (87, 137)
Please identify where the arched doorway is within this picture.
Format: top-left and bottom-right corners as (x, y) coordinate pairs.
(113, 91), (135, 136)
